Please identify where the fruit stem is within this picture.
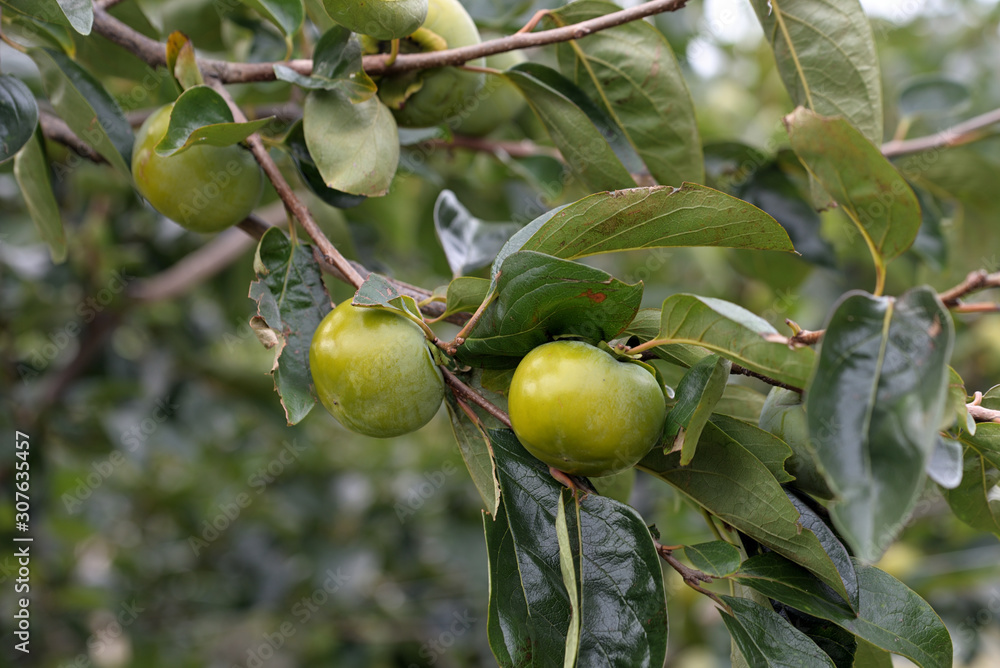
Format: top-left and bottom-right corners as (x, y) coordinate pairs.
(623, 338), (671, 356)
(385, 38), (400, 67)
(444, 292), (495, 354)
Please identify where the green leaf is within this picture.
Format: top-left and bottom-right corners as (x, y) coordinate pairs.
(683, 540), (741, 577)
(623, 308), (709, 369)
(638, 422), (851, 602)
(548, 0), (703, 186)
(735, 553), (854, 618)
(456, 251), (643, 367)
(555, 492), (582, 668)
(927, 437), (963, 490)
(303, 89), (398, 197)
(721, 596), (836, 668)
(709, 414), (794, 484)
(653, 294), (815, 389)
(427, 276), (491, 323)
(28, 47), (132, 175)
(273, 25), (376, 102)
(3, 12), (77, 54)
(13, 127), (66, 263)
(155, 86), (272, 156)
(503, 63), (637, 192)
(282, 120), (366, 209)
(852, 639), (894, 668)
(663, 354), (731, 465)
(714, 385), (768, 424)
(434, 190), (521, 278)
(322, 0), (426, 40)
(239, 0), (303, 37)
(248, 228), (332, 425)
(944, 424), (1000, 536)
(483, 500), (533, 668)
(942, 366), (971, 432)
(750, 0), (882, 145)
(784, 108), (920, 288)
(512, 184), (793, 260)
(351, 273), (425, 326)
(777, 608), (858, 668)
(0, 74), (39, 162)
(444, 392), (500, 515)
(490, 429), (668, 668)
(1, 0), (92, 35)
(165, 31), (203, 90)
(806, 287), (953, 562)
(898, 76), (970, 119)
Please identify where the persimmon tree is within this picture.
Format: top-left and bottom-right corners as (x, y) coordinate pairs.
(3, 0), (1000, 665)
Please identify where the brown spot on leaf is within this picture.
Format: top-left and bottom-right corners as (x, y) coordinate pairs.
(580, 289), (606, 303)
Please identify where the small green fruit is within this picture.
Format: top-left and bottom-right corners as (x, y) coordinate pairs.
(758, 387), (835, 499)
(454, 49), (528, 136)
(377, 0), (484, 128)
(131, 104), (262, 233)
(508, 341), (666, 477)
(324, 0), (427, 41)
(310, 301), (444, 438)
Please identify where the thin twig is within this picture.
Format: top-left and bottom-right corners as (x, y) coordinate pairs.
(882, 107), (1000, 157)
(205, 77), (365, 289)
(730, 363), (803, 394)
(441, 368), (512, 429)
(654, 542), (729, 610)
(938, 269), (1000, 305)
(425, 136), (563, 160)
(39, 112), (106, 163)
(92, 0), (690, 83)
(968, 393), (1000, 423)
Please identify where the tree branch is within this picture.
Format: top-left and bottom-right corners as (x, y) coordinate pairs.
(937, 269), (1000, 305)
(39, 111), (106, 163)
(441, 368), (512, 430)
(730, 363), (803, 394)
(882, 106), (1000, 158)
(654, 542), (728, 609)
(424, 136), (563, 161)
(92, 0), (690, 83)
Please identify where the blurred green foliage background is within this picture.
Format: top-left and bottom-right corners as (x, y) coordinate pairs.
(2, 0), (1000, 666)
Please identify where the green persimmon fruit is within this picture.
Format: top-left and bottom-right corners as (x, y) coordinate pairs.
(324, 0), (427, 40)
(453, 49), (528, 136)
(508, 341), (667, 477)
(131, 104), (262, 234)
(758, 387), (835, 499)
(310, 301), (444, 438)
(377, 0), (484, 128)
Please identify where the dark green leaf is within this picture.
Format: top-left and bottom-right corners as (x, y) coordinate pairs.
(512, 184), (793, 260)
(1, 0), (92, 35)
(750, 0), (882, 145)
(945, 424), (1000, 536)
(927, 437), (963, 490)
(351, 272), (425, 325)
(29, 47), (132, 174)
(638, 423), (851, 602)
(852, 639), (894, 668)
(304, 89), (398, 196)
(490, 429), (668, 668)
(444, 392), (500, 515)
(434, 190), (521, 278)
(623, 308), (709, 369)
(721, 596), (836, 668)
(654, 294), (815, 389)
(504, 63), (637, 192)
(483, 500), (533, 668)
(709, 414), (794, 484)
(548, 0), (703, 186)
(322, 0), (426, 40)
(683, 541), (741, 577)
(784, 108), (921, 281)
(457, 251), (643, 367)
(282, 120), (366, 209)
(248, 228), (332, 425)
(735, 553), (853, 618)
(806, 287), (953, 562)
(778, 608), (858, 668)
(663, 354), (731, 465)
(239, 0), (303, 37)
(0, 74), (39, 162)
(703, 141), (768, 194)
(13, 127), (66, 263)
(898, 76), (970, 119)
(274, 25), (376, 101)
(155, 86), (272, 155)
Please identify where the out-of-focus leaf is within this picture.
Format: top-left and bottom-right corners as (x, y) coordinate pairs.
(304, 89), (398, 196)
(13, 127), (66, 263)
(683, 541), (741, 577)
(504, 63), (637, 192)
(663, 354), (730, 464)
(927, 437), (963, 490)
(898, 76), (970, 119)
(750, 0), (882, 145)
(548, 0), (703, 186)
(456, 251), (643, 367)
(1, 0), (92, 35)
(945, 424), (1000, 536)
(434, 190), (521, 278)
(283, 120), (366, 209)
(155, 86), (272, 155)
(807, 287), (953, 562)
(721, 596), (836, 668)
(653, 294), (815, 389)
(322, 0), (426, 40)
(0, 74), (39, 162)
(239, 0), (303, 37)
(639, 422), (850, 602)
(444, 392), (500, 515)
(248, 228), (332, 425)
(483, 500), (533, 668)
(29, 47), (132, 174)
(784, 108), (920, 287)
